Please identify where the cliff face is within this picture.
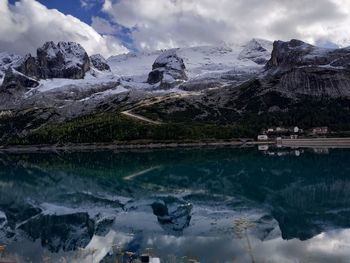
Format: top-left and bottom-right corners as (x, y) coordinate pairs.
(264, 39), (350, 98)
(267, 39), (350, 70)
(265, 67), (350, 98)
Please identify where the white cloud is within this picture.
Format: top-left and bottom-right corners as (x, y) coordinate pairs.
(0, 0), (128, 57)
(102, 0), (350, 50)
(91, 16), (118, 35)
(80, 0), (103, 10)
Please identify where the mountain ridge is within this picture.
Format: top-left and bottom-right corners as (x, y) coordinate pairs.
(1, 38), (350, 144)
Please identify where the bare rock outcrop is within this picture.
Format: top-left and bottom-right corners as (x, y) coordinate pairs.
(147, 49), (187, 88)
(90, 54), (110, 71)
(1, 68), (39, 91)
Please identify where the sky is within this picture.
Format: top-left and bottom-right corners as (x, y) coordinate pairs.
(2, 0), (350, 58)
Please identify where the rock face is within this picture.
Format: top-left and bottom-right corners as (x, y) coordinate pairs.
(14, 54), (38, 78)
(1, 68), (39, 91)
(90, 54), (110, 71)
(147, 49), (187, 88)
(14, 41), (90, 80)
(0, 52), (22, 79)
(267, 39), (350, 71)
(36, 41), (90, 79)
(264, 39), (350, 98)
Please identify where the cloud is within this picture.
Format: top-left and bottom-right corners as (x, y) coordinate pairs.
(101, 0), (350, 50)
(0, 0), (128, 57)
(91, 16), (119, 35)
(80, 0), (103, 10)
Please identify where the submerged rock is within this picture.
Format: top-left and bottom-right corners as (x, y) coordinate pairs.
(0, 203), (42, 230)
(151, 196), (192, 234)
(18, 212), (95, 252)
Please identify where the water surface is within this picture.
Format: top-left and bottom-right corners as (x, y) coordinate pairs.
(0, 146), (350, 262)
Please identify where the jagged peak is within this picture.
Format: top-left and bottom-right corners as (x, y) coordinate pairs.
(37, 41), (88, 62)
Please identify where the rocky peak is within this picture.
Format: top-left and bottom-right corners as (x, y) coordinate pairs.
(8, 41), (90, 81)
(261, 39), (350, 99)
(36, 41), (90, 79)
(266, 39), (350, 72)
(238, 38), (273, 65)
(152, 49), (186, 71)
(90, 54), (110, 71)
(147, 49), (187, 88)
(266, 39), (317, 69)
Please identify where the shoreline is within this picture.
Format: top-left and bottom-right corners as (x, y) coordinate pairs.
(1, 138), (350, 152)
(0, 140), (256, 152)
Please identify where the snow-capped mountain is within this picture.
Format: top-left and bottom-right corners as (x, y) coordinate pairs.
(1, 38), (350, 144)
(0, 39), (273, 112)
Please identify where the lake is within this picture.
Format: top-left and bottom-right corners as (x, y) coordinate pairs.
(0, 146), (350, 262)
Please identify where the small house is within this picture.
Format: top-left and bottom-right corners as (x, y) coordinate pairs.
(312, 127), (329, 135)
(257, 134), (268, 141)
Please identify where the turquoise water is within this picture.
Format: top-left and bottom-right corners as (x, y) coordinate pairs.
(0, 146), (350, 262)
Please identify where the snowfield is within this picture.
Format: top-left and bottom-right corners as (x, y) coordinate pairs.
(107, 39), (272, 82)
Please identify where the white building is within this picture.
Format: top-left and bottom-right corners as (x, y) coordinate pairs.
(257, 135), (268, 141)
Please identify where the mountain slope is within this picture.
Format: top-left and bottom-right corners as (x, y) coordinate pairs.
(130, 40), (350, 131)
(2, 38), (350, 144)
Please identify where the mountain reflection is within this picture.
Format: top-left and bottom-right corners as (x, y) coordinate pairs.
(0, 147), (350, 262)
